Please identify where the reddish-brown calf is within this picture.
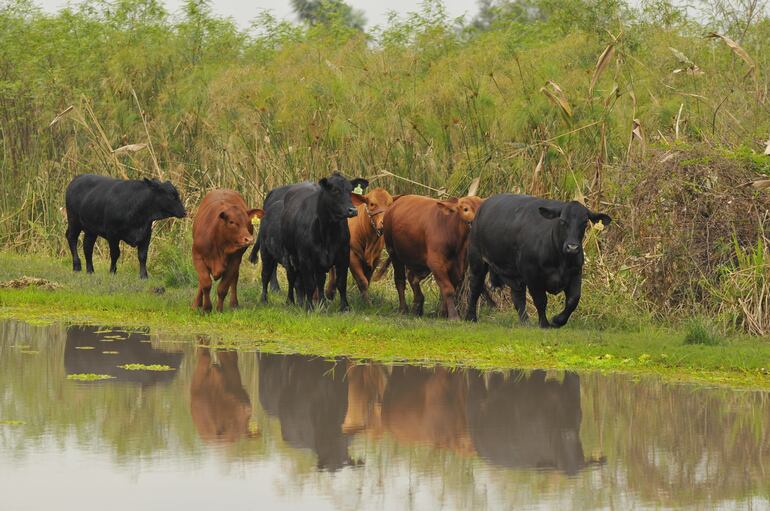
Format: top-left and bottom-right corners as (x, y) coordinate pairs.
(192, 189), (262, 312)
(382, 195), (484, 320)
(325, 187), (395, 302)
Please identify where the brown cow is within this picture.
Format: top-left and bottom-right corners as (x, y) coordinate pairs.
(190, 347), (257, 443)
(325, 187), (395, 302)
(192, 189), (263, 312)
(382, 195), (484, 319)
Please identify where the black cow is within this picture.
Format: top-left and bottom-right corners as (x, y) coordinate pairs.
(248, 183), (305, 301)
(465, 194), (611, 328)
(65, 174), (186, 279)
(280, 173), (368, 311)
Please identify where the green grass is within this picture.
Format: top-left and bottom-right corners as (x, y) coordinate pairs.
(1, 252), (770, 389)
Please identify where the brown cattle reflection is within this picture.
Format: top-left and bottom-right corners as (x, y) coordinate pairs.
(190, 348), (255, 443)
(378, 366), (474, 454)
(64, 325), (182, 384)
(258, 354), (352, 471)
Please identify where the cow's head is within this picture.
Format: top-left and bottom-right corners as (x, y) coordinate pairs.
(351, 187), (394, 237)
(219, 205), (263, 250)
(319, 173), (369, 221)
(538, 201), (612, 255)
(144, 178), (187, 218)
(437, 196), (485, 225)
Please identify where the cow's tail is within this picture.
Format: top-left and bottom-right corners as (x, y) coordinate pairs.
(371, 255), (391, 282)
(248, 238), (260, 264)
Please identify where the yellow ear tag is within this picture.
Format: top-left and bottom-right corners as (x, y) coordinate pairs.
(251, 216), (261, 228)
(592, 221), (605, 232)
(352, 185), (364, 195)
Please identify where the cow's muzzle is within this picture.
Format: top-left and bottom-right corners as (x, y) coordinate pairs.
(564, 243), (580, 254)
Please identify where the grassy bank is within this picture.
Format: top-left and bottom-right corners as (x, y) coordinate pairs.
(1, 253), (769, 389)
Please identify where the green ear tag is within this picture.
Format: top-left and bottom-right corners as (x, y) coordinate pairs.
(352, 185), (364, 195)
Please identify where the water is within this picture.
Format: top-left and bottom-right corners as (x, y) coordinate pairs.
(0, 319), (768, 510)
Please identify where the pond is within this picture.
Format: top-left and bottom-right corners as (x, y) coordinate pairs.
(0, 319), (768, 510)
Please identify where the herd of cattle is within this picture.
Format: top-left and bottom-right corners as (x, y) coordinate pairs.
(64, 172), (611, 328)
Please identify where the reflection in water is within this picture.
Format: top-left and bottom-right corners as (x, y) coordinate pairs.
(0, 319), (769, 510)
(259, 354), (352, 470)
(190, 347), (255, 443)
(466, 369), (589, 475)
(64, 325), (183, 384)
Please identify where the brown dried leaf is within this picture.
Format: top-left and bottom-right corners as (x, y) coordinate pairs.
(540, 80), (572, 118)
(764, 136), (770, 156)
(589, 43), (615, 96)
(49, 105), (74, 127)
(706, 33), (756, 78)
(112, 143), (148, 155)
(752, 179), (770, 190)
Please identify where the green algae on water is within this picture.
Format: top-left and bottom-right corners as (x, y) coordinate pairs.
(118, 364), (175, 371)
(0, 420), (25, 426)
(66, 373), (115, 381)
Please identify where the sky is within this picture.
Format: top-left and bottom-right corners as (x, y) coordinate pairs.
(32, 0), (480, 28)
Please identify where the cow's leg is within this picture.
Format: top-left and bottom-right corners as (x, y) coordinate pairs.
(300, 264), (316, 311)
(325, 267), (337, 301)
(216, 263), (236, 312)
(407, 270), (425, 316)
(137, 234), (151, 279)
(529, 284), (551, 328)
(83, 232), (97, 274)
(392, 256), (408, 314)
(551, 276), (581, 328)
(335, 256), (351, 312)
(107, 238), (121, 274)
(260, 252), (277, 304)
(228, 258), (243, 309)
(431, 265), (459, 320)
(348, 255), (370, 303)
(464, 250), (487, 322)
(511, 280), (529, 324)
(286, 265), (298, 305)
(269, 270), (281, 293)
(66, 218), (82, 272)
(192, 256), (212, 313)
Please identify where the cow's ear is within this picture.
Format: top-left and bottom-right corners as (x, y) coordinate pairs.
(391, 194), (404, 202)
(588, 211), (612, 226)
(319, 177), (330, 190)
(351, 193), (366, 206)
(437, 200), (457, 214)
(219, 211), (229, 222)
(247, 208), (264, 219)
(538, 206), (561, 220)
(143, 177), (159, 189)
(351, 178), (369, 191)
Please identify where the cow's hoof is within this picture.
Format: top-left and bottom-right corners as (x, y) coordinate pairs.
(73, 265), (81, 272)
(551, 315), (568, 328)
(464, 314), (477, 322)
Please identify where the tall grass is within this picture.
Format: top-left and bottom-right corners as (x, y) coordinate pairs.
(1, 0), (770, 332)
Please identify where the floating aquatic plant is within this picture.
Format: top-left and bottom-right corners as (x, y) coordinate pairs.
(118, 364), (175, 371)
(66, 373), (115, 381)
(75, 346), (95, 350)
(0, 420), (25, 426)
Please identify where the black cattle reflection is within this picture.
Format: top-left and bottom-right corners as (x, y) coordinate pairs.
(64, 325), (182, 384)
(466, 370), (594, 475)
(259, 354), (352, 471)
(190, 347), (256, 443)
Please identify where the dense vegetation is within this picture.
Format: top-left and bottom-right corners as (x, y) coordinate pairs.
(1, 0), (770, 334)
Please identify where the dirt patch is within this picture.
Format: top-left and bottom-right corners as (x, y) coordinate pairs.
(0, 276), (62, 290)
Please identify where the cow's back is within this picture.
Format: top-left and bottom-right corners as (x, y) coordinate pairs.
(280, 183), (320, 254)
(65, 174), (122, 226)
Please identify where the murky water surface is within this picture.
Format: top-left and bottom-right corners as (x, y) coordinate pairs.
(1, 320), (769, 510)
